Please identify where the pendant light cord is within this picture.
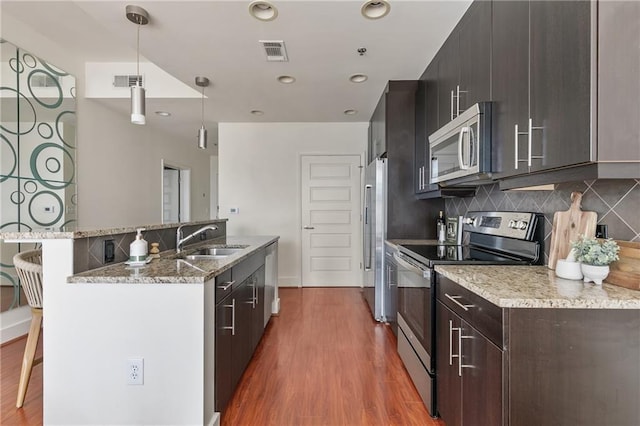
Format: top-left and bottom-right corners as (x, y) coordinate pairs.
(201, 86), (205, 127)
(136, 22), (141, 85)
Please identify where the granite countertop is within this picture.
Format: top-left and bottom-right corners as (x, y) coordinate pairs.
(0, 219), (228, 240)
(435, 265), (640, 309)
(68, 235), (278, 284)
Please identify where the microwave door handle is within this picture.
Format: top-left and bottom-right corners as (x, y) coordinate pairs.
(458, 127), (470, 170)
(469, 126), (476, 167)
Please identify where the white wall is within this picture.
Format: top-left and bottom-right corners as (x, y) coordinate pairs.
(0, 11), (214, 339)
(1, 11), (214, 229)
(218, 122), (367, 286)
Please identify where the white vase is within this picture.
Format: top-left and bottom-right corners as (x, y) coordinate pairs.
(581, 264), (610, 285)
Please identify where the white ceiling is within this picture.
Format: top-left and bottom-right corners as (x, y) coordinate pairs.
(2, 0), (472, 142)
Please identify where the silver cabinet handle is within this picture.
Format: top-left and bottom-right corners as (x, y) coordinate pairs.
(458, 327), (473, 377)
(515, 119), (544, 169)
(451, 89), (455, 121)
(456, 85), (467, 117)
(445, 293), (474, 311)
(527, 118), (544, 167)
(222, 299), (235, 336)
(217, 280), (235, 291)
(449, 319), (460, 366)
(303, 226), (315, 230)
(514, 124), (520, 170)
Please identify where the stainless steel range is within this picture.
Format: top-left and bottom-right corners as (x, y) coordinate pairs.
(394, 211), (544, 417)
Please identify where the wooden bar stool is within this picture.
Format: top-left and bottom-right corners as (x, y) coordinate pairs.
(12, 249), (43, 408)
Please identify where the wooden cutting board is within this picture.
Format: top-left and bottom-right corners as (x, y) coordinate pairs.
(606, 240), (640, 290)
(548, 192), (597, 269)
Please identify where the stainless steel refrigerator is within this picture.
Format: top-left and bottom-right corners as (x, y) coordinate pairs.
(363, 158), (388, 321)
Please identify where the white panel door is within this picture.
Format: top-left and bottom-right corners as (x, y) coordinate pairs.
(301, 155), (361, 287)
(163, 168), (180, 223)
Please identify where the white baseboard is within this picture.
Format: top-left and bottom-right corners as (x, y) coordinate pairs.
(278, 276), (300, 287)
(0, 305), (31, 344)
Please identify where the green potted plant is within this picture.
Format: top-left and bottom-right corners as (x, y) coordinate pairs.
(571, 236), (620, 285)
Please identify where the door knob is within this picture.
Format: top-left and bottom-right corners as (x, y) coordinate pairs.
(303, 226), (315, 230)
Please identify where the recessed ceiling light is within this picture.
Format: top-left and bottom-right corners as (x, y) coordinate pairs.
(349, 74), (368, 83)
(249, 1), (278, 21)
(277, 75), (296, 84)
(361, 1), (391, 20)
(155, 111), (171, 117)
(344, 109), (358, 115)
(251, 110), (264, 116)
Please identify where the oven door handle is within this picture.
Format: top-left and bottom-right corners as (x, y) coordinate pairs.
(393, 252), (431, 280)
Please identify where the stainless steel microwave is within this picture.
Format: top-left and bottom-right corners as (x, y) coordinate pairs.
(428, 102), (492, 186)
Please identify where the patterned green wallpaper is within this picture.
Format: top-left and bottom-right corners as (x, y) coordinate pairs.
(0, 40), (77, 312)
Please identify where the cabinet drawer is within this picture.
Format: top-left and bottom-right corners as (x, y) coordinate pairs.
(437, 275), (503, 348)
(215, 269), (233, 304)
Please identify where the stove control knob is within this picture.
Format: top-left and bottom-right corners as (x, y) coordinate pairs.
(464, 217), (479, 227)
(517, 220), (528, 230)
(508, 219), (517, 229)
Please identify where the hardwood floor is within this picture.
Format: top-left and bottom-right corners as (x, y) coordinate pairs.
(0, 288), (442, 426)
(222, 288), (444, 426)
(1, 333), (43, 426)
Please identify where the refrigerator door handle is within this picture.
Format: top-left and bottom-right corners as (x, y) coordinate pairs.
(363, 184), (373, 271)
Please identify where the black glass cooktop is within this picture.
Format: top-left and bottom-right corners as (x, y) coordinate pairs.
(399, 244), (529, 267)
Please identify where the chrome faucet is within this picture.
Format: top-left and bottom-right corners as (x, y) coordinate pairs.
(176, 224), (218, 253)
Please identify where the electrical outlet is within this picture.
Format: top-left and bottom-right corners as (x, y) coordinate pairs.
(127, 358), (144, 385)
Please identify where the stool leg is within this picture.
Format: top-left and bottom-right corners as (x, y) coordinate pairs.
(16, 308), (42, 408)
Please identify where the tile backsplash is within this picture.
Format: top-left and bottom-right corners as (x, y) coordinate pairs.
(73, 222), (226, 273)
(445, 179), (640, 263)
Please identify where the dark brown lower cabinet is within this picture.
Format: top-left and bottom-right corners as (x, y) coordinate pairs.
(215, 293), (234, 412)
(215, 252), (267, 415)
(436, 301), (503, 426)
(437, 274), (640, 426)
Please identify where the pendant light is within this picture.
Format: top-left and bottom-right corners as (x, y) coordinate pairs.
(195, 76), (210, 149)
(126, 5), (149, 125)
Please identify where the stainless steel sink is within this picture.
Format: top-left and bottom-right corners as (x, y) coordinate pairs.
(194, 247), (244, 256)
(181, 246), (246, 261)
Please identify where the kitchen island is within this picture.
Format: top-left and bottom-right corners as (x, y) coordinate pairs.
(434, 265), (640, 426)
(1, 222), (279, 426)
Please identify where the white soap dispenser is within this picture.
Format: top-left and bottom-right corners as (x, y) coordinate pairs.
(129, 228), (148, 263)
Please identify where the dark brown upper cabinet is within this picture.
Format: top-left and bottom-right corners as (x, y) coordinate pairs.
(493, 0), (640, 188)
(437, 1), (492, 128)
(492, 1), (592, 180)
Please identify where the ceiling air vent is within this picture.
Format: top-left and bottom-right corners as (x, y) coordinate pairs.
(113, 75), (143, 88)
(259, 40), (288, 62)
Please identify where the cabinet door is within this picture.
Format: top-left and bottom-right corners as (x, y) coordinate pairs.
(458, 0), (492, 112)
(251, 265), (266, 351)
(529, 0), (591, 171)
(598, 1), (640, 162)
(231, 281), (253, 389)
(460, 320), (503, 426)
(371, 93), (386, 159)
(215, 297), (234, 413)
(436, 302), (462, 426)
(416, 62), (441, 194)
(437, 33), (460, 127)
(491, 0), (529, 178)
